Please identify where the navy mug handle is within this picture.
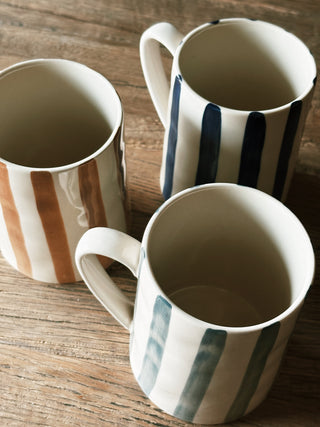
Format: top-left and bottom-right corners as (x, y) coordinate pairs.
(140, 22), (183, 126)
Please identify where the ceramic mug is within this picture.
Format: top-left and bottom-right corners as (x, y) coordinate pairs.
(75, 184), (314, 424)
(0, 59), (127, 283)
(140, 18), (317, 200)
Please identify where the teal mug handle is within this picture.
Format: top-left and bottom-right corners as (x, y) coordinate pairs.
(75, 227), (141, 330)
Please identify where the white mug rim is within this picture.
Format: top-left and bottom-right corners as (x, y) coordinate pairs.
(142, 183), (315, 333)
(174, 18), (317, 114)
(0, 58), (123, 172)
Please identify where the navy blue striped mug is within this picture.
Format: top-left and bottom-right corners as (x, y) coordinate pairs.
(140, 18), (317, 201)
(76, 184), (314, 424)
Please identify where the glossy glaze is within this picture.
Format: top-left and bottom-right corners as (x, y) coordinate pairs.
(0, 59), (127, 283)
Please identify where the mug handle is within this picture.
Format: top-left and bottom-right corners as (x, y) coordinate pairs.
(75, 227), (141, 331)
(140, 22), (183, 126)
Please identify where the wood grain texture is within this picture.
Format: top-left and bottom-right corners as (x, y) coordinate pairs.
(0, 1), (319, 425)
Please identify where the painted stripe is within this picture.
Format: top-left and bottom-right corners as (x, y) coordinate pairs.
(238, 112), (266, 188)
(225, 322), (280, 423)
(0, 163), (32, 277)
(78, 159), (108, 228)
(174, 328), (227, 422)
(31, 171), (75, 283)
(138, 295), (172, 396)
(272, 101), (302, 200)
(13, 170), (57, 282)
(113, 126), (126, 198)
(102, 129), (127, 231)
(0, 201), (16, 268)
(78, 158), (111, 269)
(163, 75), (182, 200)
(195, 103), (221, 185)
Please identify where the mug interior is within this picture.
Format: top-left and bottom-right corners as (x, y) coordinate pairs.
(147, 185), (313, 327)
(0, 60), (121, 168)
(178, 19), (316, 111)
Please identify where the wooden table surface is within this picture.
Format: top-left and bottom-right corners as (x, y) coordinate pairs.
(0, 1), (319, 426)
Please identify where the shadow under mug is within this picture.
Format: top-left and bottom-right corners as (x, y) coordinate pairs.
(76, 184), (314, 424)
(140, 18), (317, 201)
(0, 59), (127, 283)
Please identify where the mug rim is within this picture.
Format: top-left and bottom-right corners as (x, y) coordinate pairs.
(175, 18), (317, 114)
(0, 58), (123, 172)
(142, 183), (315, 333)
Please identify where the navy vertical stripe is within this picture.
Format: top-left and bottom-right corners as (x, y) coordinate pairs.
(138, 295), (172, 396)
(272, 101), (302, 200)
(174, 329), (227, 422)
(225, 322), (280, 423)
(195, 103), (221, 185)
(163, 75), (182, 200)
(238, 112), (266, 188)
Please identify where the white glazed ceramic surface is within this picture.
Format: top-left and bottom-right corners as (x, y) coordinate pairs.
(75, 184), (314, 424)
(0, 59), (127, 283)
(140, 18), (317, 201)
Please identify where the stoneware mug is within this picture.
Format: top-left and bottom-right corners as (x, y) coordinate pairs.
(0, 59), (127, 283)
(140, 18), (317, 200)
(75, 184), (314, 424)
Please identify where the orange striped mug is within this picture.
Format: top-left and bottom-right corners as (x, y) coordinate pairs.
(0, 59), (127, 283)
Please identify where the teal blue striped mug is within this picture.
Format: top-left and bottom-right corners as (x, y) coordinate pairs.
(75, 184), (314, 424)
(140, 19), (316, 201)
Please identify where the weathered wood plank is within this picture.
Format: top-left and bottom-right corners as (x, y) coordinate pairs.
(0, 0), (319, 425)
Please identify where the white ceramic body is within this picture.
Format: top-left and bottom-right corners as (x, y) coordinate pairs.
(140, 19), (317, 200)
(76, 184), (314, 424)
(0, 59), (127, 283)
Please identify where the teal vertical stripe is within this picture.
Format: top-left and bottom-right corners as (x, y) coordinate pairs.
(174, 328), (227, 422)
(138, 295), (172, 396)
(225, 322), (280, 423)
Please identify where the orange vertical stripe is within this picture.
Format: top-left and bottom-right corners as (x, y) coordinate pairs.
(78, 159), (108, 228)
(0, 163), (32, 277)
(31, 171), (76, 283)
(113, 127), (129, 229)
(113, 126), (126, 197)
(78, 159), (111, 268)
